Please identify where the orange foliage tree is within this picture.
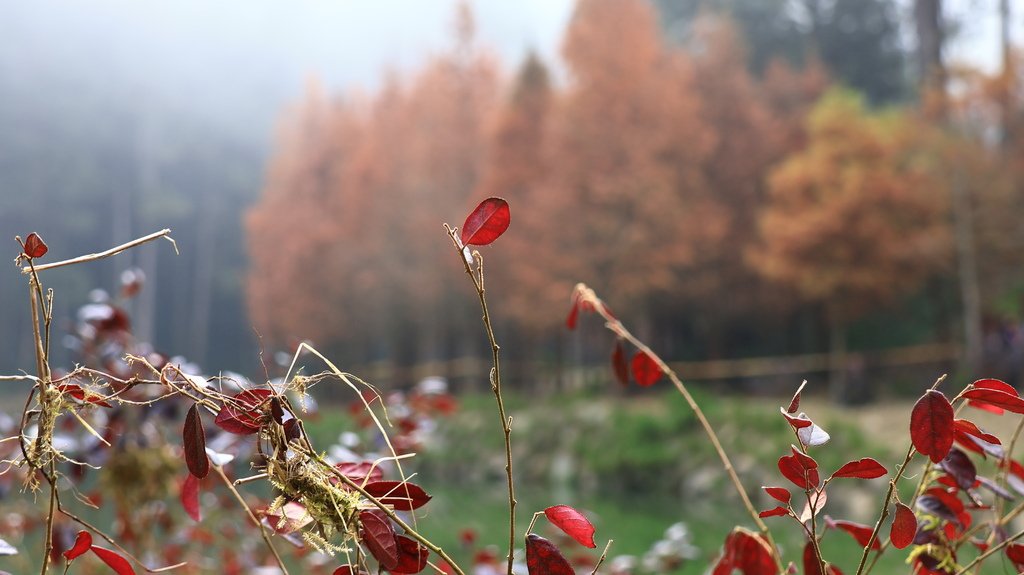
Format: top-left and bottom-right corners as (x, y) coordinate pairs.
(752, 89), (951, 400)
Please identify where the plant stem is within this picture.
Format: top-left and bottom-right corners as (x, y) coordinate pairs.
(572, 284), (784, 572)
(214, 464), (290, 575)
(21, 228), (176, 274)
(446, 225), (516, 575)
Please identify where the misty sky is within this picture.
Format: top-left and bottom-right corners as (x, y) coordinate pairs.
(3, 0), (1019, 148)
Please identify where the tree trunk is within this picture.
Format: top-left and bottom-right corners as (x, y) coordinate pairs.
(914, 0), (945, 96)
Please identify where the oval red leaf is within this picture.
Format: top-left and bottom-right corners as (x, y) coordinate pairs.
(183, 404), (209, 479)
(391, 535), (429, 574)
(832, 458), (887, 480)
(713, 528), (777, 575)
(23, 232), (48, 258)
(825, 517), (881, 551)
(763, 486), (792, 504)
(631, 351), (662, 387)
(360, 510), (398, 570)
(525, 534), (574, 575)
(778, 446), (819, 490)
(611, 340), (629, 387)
(759, 506), (789, 518)
(363, 481), (432, 511)
(889, 503), (916, 549)
(90, 546), (136, 575)
(461, 197), (510, 246)
(910, 390), (954, 463)
(214, 389), (273, 435)
(63, 530), (92, 561)
(180, 473), (201, 522)
(802, 540), (822, 575)
(334, 461), (384, 488)
(973, 378), (1018, 396)
(963, 388), (1024, 414)
(544, 505), (596, 548)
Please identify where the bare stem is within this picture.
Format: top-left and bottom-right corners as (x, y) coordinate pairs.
(446, 225), (516, 575)
(22, 228), (176, 274)
(572, 283), (784, 572)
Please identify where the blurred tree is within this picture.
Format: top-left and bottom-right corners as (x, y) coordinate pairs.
(752, 89), (951, 402)
(652, 0), (908, 104)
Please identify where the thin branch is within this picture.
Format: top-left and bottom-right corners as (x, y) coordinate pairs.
(214, 464), (290, 575)
(22, 229), (176, 274)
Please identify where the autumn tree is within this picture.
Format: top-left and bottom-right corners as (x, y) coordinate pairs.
(753, 89), (951, 402)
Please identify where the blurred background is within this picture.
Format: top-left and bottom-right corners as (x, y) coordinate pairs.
(3, 0), (1022, 404)
(3, 1), (1024, 572)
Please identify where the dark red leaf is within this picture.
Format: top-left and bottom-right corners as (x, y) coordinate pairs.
(780, 409), (813, 429)
(1007, 543), (1024, 570)
(963, 388), (1024, 414)
(525, 534), (574, 575)
(631, 351), (662, 387)
(461, 197), (510, 246)
(802, 541), (822, 575)
(611, 340), (629, 387)
(973, 378), (1018, 396)
(363, 481), (432, 511)
(832, 458), (887, 480)
(23, 233), (48, 258)
(759, 506), (789, 518)
(183, 404), (209, 479)
(910, 390), (955, 463)
(63, 531), (92, 561)
(214, 389), (273, 435)
(825, 517), (881, 551)
(180, 473), (201, 522)
(778, 446), (819, 490)
(360, 510), (398, 570)
(786, 381), (806, 415)
(333, 568), (355, 575)
(334, 461), (384, 487)
(712, 528), (777, 575)
(939, 448), (977, 490)
(90, 546), (136, 575)
(953, 419), (1001, 445)
(391, 535), (429, 574)
(270, 397), (285, 425)
(889, 503), (916, 549)
(565, 299), (579, 330)
(762, 486), (792, 504)
(544, 505), (596, 548)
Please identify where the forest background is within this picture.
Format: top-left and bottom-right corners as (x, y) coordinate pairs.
(2, 0), (1023, 404)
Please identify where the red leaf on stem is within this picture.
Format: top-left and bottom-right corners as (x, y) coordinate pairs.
(778, 446), (819, 490)
(802, 541), (822, 575)
(910, 390), (954, 463)
(832, 458), (887, 479)
(180, 473), (201, 522)
(214, 389), (274, 435)
(63, 530), (92, 561)
(525, 534), (574, 575)
(779, 409), (813, 429)
(825, 517), (881, 551)
(762, 486), (792, 504)
(391, 535), (429, 574)
(711, 528), (777, 575)
(23, 232), (48, 258)
(963, 388), (1024, 414)
(333, 461), (384, 487)
(759, 506), (789, 518)
(889, 503), (916, 549)
(973, 378), (1018, 396)
(360, 510), (398, 570)
(183, 404), (209, 479)
(565, 298), (580, 330)
(461, 197), (510, 246)
(544, 505), (596, 548)
(631, 351), (662, 387)
(90, 546), (136, 575)
(611, 340), (629, 387)
(363, 481), (432, 511)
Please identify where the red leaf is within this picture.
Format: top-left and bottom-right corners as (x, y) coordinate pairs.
(63, 530), (92, 561)
(631, 351), (662, 387)
(611, 340), (629, 387)
(1007, 543), (1024, 570)
(23, 232), (48, 258)
(363, 481), (432, 511)
(360, 510), (398, 570)
(180, 473), (201, 522)
(910, 390), (955, 463)
(786, 381), (806, 415)
(544, 505), (596, 548)
(973, 378), (1018, 396)
(565, 299), (580, 330)
(712, 528), (777, 575)
(825, 517), (881, 551)
(263, 501), (312, 534)
(953, 419), (1001, 445)
(333, 568), (355, 575)
(461, 197), (510, 246)
(763, 486), (792, 504)
(183, 404), (209, 479)
(525, 534), (573, 575)
(889, 503), (916, 549)
(214, 389), (273, 435)
(334, 461), (384, 487)
(391, 535), (429, 574)
(802, 541), (822, 575)
(832, 458), (887, 479)
(780, 409), (813, 429)
(778, 446), (819, 490)
(90, 546), (136, 575)
(962, 388), (1024, 414)
(759, 506), (789, 518)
